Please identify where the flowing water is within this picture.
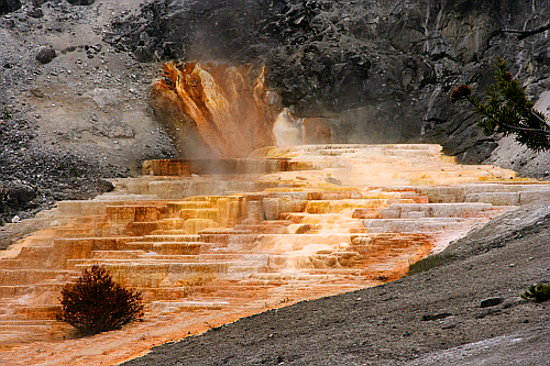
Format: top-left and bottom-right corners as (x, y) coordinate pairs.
(1, 144), (549, 365)
(1, 64), (550, 365)
(152, 62), (278, 158)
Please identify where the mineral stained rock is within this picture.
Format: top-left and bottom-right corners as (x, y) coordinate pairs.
(152, 62), (278, 158)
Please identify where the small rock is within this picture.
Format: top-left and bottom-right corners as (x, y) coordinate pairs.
(36, 46), (56, 64)
(66, 0), (95, 5)
(480, 297), (503, 308)
(11, 215), (21, 223)
(421, 312), (452, 321)
(27, 7), (43, 18)
(31, 89), (44, 98)
(62, 45), (77, 53)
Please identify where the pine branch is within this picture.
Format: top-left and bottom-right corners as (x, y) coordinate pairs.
(498, 122), (550, 136)
(451, 59), (550, 151)
(531, 110), (550, 129)
(464, 96), (550, 136)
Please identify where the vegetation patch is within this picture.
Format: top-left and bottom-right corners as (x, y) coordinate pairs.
(451, 58), (550, 152)
(408, 252), (455, 275)
(56, 265), (144, 336)
(521, 283), (550, 302)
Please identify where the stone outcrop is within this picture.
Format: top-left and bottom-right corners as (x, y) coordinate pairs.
(113, 0), (550, 167)
(152, 63), (278, 158)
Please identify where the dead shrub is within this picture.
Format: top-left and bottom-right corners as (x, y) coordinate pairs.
(56, 265), (144, 335)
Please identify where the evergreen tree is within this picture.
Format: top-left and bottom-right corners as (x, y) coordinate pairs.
(451, 58), (550, 151)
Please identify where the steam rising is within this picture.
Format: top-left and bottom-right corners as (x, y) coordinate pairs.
(152, 62), (280, 158)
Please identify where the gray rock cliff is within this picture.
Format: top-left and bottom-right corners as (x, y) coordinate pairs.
(113, 0), (550, 170)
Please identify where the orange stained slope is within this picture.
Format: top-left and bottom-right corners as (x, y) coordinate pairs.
(1, 144), (550, 365)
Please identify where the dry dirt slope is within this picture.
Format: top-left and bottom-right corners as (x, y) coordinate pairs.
(0, 0), (173, 227)
(123, 199), (550, 366)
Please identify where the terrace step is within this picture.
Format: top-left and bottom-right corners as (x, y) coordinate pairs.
(139, 235), (202, 242)
(0, 286), (31, 298)
(0, 270), (77, 285)
(126, 242), (207, 255)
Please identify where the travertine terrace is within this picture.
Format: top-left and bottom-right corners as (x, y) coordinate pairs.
(1, 144), (550, 365)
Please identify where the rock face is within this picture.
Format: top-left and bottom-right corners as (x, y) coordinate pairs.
(0, 0), (21, 15)
(152, 62), (278, 158)
(114, 0), (550, 164)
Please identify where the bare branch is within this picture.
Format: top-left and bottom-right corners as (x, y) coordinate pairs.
(531, 110), (550, 129)
(498, 122), (550, 136)
(501, 22), (550, 40)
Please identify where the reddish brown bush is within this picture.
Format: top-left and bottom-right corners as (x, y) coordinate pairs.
(56, 265), (144, 335)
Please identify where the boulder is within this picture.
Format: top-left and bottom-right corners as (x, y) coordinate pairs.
(35, 46), (56, 64)
(0, 0), (21, 15)
(27, 7), (43, 18)
(4, 183), (36, 208)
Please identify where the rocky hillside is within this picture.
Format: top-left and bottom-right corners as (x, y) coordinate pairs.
(113, 0), (550, 167)
(0, 0), (174, 225)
